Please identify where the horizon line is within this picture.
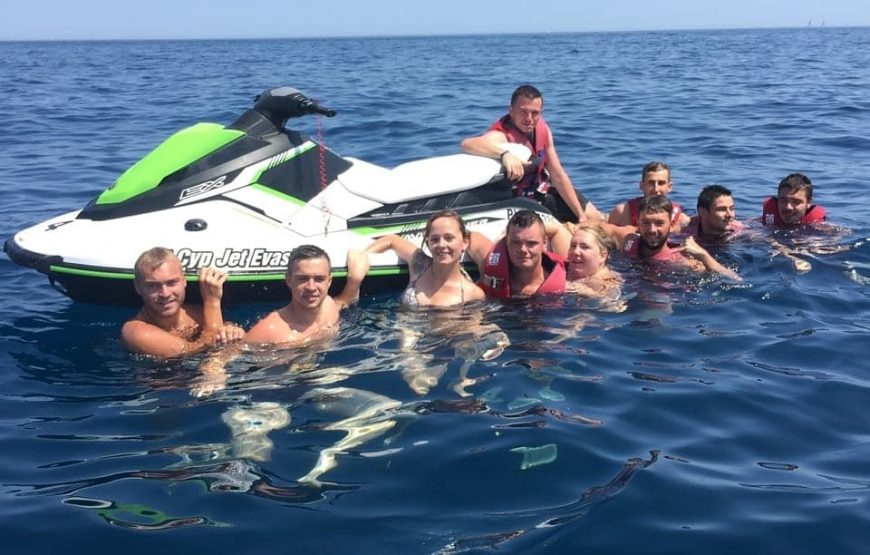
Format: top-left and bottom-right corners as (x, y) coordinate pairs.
(1, 24), (864, 44)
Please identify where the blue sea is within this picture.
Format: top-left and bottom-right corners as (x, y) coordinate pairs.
(2, 28), (870, 554)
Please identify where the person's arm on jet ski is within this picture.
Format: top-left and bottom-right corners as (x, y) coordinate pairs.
(544, 219), (572, 257)
(460, 130), (528, 182)
(365, 234), (419, 262)
(334, 249), (370, 308)
(465, 232), (494, 276)
(364, 234), (431, 282)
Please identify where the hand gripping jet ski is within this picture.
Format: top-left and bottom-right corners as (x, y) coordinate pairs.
(5, 86), (552, 305)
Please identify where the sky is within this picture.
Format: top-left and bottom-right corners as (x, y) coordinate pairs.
(1, 0), (868, 41)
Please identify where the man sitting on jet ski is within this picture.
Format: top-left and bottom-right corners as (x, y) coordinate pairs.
(122, 247), (244, 357)
(461, 84), (602, 224)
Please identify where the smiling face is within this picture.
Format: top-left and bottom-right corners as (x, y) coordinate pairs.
(568, 228), (608, 279)
(425, 216), (469, 267)
(639, 169), (672, 198)
(699, 194), (736, 235)
(506, 221), (546, 271)
(777, 188), (810, 225)
(134, 257), (186, 320)
(508, 96), (543, 135)
(637, 209), (672, 251)
(286, 257), (332, 311)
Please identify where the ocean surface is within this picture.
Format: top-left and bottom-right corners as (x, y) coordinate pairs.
(2, 28), (870, 554)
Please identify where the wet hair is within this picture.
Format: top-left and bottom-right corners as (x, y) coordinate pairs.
(506, 209), (545, 233)
(638, 194), (673, 216)
(571, 223), (615, 257)
(286, 244), (331, 274)
(697, 184), (733, 211)
(641, 161), (671, 181)
(423, 210), (469, 247)
(777, 173), (813, 202)
(510, 84), (543, 106)
(133, 247), (179, 282)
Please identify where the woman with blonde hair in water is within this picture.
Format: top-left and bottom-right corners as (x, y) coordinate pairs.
(564, 223), (624, 303)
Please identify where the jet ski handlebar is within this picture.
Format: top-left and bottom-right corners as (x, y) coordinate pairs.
(253, 86), (336, 128)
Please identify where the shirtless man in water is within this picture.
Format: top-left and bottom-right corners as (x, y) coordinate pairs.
(191, 246), (369, 397)
(122, 247), (243, 357)
(244, 245), (369, 345)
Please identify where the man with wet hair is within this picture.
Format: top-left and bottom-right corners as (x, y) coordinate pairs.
(243, 245), (369, 344)
(762, 173), (827, 227)
(684, 184), (745, 243)
(468, 209), (572, 298)
(461, 84), (601, 223)
(603, 196), (741, 280)
(122, 247), (243, 357)
(608, 161), (690, 230)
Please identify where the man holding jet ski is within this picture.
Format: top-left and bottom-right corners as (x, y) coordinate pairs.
(122, 247), (244, 358)
(461, 84), (602, 224)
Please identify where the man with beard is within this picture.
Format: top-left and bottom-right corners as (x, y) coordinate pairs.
(243, 245), (369, 345)
(604, 195), (741, 281)
(122, 247), (243, 357)
(684, 184), (745, 244)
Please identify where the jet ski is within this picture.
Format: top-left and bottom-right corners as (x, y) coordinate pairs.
(5, 86), (550, 305)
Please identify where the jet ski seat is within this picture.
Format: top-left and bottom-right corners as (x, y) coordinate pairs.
(339, 144), (531, 205)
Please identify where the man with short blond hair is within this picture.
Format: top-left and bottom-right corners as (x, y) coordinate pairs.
(122, 247), (242, 357)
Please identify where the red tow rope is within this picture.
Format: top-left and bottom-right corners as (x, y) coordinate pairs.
(315, 112), (331, 236)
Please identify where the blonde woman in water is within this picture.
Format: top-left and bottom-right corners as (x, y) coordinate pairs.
(564, 223), (624, 302)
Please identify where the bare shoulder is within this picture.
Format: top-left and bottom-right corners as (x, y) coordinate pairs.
(120, 318), (186, 357)
(465, 281), (487, 302)
(243, 310), (287, 344)
(120, 317), (148, 347)
(322, 296), (345, 320)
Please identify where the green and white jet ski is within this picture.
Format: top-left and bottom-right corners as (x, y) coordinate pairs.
(5, 86), (549, 305)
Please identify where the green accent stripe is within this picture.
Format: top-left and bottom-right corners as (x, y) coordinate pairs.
(97, 123), (245, 205)
(49, 264), (407, 280)
(50, 266), (134, 279)
(352, 223), (426, 236)
(251, 141), (317, 183)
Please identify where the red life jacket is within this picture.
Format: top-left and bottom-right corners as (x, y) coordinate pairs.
(479, 238), (566, 298)
(627, 197), (684, 228)
(762, 197), (826, 227)
(621, 234), (680, 262)
(489, 115), (551, 196)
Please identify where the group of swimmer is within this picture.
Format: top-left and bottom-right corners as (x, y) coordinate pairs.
(122, 84), (831, 363)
